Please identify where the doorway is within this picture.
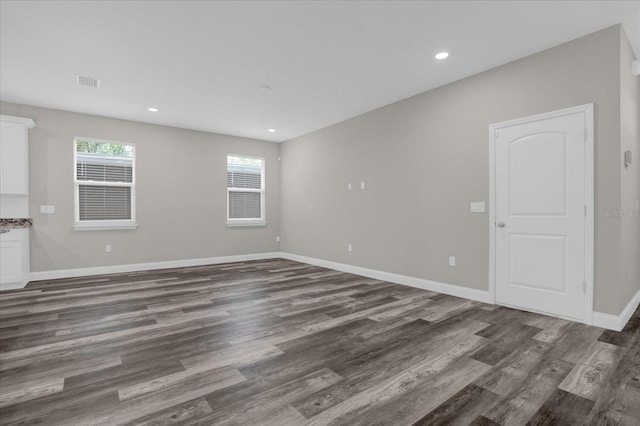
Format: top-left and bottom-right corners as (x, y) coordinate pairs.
(489, 104), (594, 323)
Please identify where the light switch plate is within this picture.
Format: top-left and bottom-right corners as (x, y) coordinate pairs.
(470, 201), (485, 213)
(40, 205), (55, 214)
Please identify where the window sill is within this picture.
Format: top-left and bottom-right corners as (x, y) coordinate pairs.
(226, 220), (266, 228)
(74, 221), (138, 231)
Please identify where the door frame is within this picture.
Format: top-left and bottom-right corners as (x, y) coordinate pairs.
(488, 103), (594, 324)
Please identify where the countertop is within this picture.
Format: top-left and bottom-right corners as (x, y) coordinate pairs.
(0, 218), (32, 229)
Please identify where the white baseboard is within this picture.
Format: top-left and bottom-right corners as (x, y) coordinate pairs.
(0, 281), (27, 291)
(28, 252), (282, 283)
(278, 252), (493, 304)
(21, 249), (638, 332)
(24, 248), (639, 333)
(592, 289), (640, 331)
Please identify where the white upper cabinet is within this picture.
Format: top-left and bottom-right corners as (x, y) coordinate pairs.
(0, 115), (35, 195)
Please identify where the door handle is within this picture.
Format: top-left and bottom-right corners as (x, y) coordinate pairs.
(496, 222), (506, 228)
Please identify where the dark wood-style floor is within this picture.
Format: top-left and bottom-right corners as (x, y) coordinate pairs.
(0, 259), (638, 425)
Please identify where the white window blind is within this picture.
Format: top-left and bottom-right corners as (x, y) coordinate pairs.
(74, 138), (136, 230)
(227, 155), (265, 226)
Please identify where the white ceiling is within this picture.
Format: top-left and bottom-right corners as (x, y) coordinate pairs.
(1, 1), (638, 142)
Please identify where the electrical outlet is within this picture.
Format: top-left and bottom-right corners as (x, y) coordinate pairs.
(449, 256), (456, 267)
(348, 244), (353, 252)
(105, 244), (112, 253)
(276, 236), (280, 243)
(348, 182), (352, 191)
(360, 181), (366, 190)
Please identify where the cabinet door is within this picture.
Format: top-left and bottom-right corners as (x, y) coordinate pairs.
(0, 239), (23, 288)
(0, 122), (29, 195)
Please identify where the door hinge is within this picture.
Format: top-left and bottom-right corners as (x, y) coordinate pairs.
(584, 128), (588, 142)
(494, 129), (499, 139)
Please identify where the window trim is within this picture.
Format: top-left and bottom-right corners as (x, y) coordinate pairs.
(226, 154), (266, 227)
(73, 137), (137, 231)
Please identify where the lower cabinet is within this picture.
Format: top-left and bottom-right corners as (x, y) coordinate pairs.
(0, 229), (29, 290)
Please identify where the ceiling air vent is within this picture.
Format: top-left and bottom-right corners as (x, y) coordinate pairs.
(77, 75), (100, 88)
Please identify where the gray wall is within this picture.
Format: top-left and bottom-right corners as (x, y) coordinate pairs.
(619, 29), (640, 313)
(0, 102), (281, 272)
(280, 25), (634, 316)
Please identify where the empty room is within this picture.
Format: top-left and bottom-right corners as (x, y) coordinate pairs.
(0, 1), (639, 425)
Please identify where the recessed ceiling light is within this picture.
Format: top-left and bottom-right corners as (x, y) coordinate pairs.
(267, 128), (276, 133)
(148, 107), (159, 112)
(435, 52), (449, 60)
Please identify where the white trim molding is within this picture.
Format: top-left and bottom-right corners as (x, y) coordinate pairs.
(28, 252), (281, 282)
(592, 290), (640, 332)
(279, 252), (493, 304)
(0, 115), (35, 129)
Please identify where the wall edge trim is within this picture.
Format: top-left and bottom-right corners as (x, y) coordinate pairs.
(27, 252), (282, 283)
(278, 252), (493, 304)
(592, 289), (640, 331)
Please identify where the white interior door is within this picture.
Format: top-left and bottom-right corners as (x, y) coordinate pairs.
(492, 105), (593, 321)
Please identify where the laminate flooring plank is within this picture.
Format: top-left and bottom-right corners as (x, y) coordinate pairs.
(67, 366), (245, 426)
(420, 298), (479, 322)
(180, 341), (285, 372)
(470, 323), (543, 366)
(469, 416), (503, 426)
(585, 328), (640, 425)
(302, 293), (435, 333)
(274, 317), (376, 356)
(62, 357), (186, 391)
(410, 384), (500, 426)
(153, 306), (230, 326)
(121, 397), (213, 426)
(525, 315), (573, 344)
(526, 388), (595, 425)
(474, 339), (555, 396)
(0, 319), (234, 371)
(273, 296), (357, 318)
(186, 368), (342, 426)
(118, 364), (243, 401)
(1, 353), (122, 389)
(294, 321), (488, 419)
(0, 377), (64, 408)
(333, 293), (403, 310)
(29, 277), (182, 301)
(306, 352), (491, 426)
(366, 296), (434, 321)
(547, 322), (605, 363)
(1, 318), (157, 352)
(483, 356), (574, 425)
(346, 356), (490, 426)
(558, 340), (623, 401)
(0, 312), (58, 328)
(0, 391), (121, 426)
